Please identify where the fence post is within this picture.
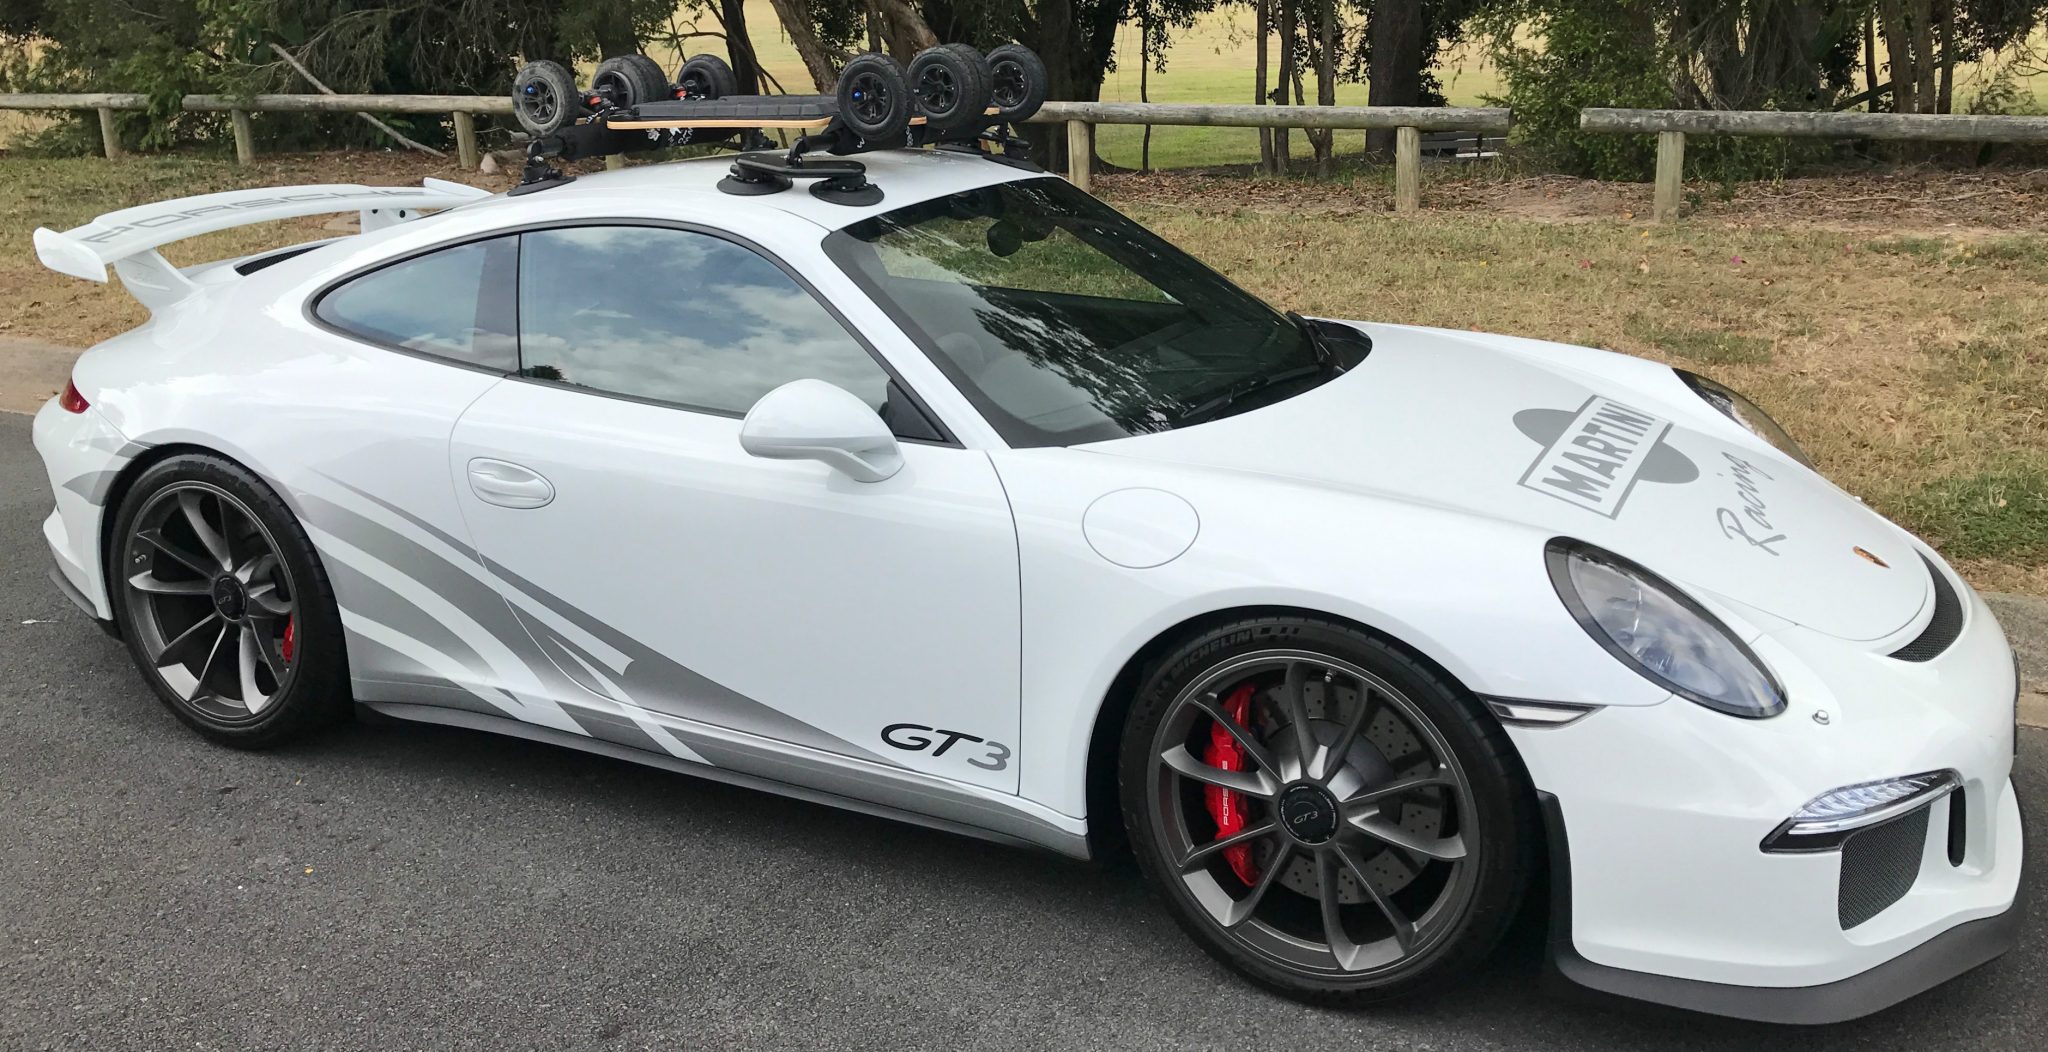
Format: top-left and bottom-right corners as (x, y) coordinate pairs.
(1394, 126), (1422, 213)
(452, 110), (479, 170)
(231, 108), (255, 165)
(96, 107), (122, 159)
(1654, 130), (1685, 222)
(1066, 120), (1091, 191)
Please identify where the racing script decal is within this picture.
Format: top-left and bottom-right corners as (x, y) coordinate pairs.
(1515, 396), (1699, 517)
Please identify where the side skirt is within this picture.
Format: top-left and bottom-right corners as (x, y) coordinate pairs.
(361, 700), (1093, 860)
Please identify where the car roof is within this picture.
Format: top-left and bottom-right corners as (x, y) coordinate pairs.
(458, 148), (1048, 231)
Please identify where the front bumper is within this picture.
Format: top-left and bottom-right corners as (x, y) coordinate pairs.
(1511, 565), (2026, 1022)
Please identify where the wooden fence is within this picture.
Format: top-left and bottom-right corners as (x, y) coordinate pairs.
(1581, 108), (2048, 221)
(6, 91), (2047, 222)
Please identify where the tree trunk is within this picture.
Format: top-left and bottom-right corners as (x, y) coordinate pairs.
(873, 0), (938, 61)
(1274, 0), (1296, 173)
(1879, 1), (1917, 113)
(1911, 0), (1937, 117)
(593, 8), (639, 58)
(1310, 0), (1335, 176)
(1140, 4), (1153, 173)
(765, 0), (841, 91)
(1864, 11), (1882, 111)
(719, 0), (763, 94)
(1256, 0), (1274, 173)
(1366, 0), (1425, 156)
(1937, 0), (1955, 114)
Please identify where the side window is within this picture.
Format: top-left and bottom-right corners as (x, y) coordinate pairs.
(315, 237), (517, 370)
(516, 226), (903, 422)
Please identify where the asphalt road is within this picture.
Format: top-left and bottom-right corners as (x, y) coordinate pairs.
(2, 409), (2041, 1052)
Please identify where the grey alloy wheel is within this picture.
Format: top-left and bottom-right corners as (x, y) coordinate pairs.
(1144, 649), (1480, 979)
(120, 481), (300, 721)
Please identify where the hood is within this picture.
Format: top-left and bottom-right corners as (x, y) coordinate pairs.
(1084, 323), (1928, 642)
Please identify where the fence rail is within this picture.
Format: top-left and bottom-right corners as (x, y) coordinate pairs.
(6, 90), (2044, 222)
(1580, 107), (2048, 220)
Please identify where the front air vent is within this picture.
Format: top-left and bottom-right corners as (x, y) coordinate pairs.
(1837, 804), (1930, 929)
(1889, 555), (1963, 663)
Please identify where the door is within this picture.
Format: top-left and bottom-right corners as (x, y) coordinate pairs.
(448, 224), (1023, 792)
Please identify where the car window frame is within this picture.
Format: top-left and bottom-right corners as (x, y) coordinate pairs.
(306, 232), (521, 375)
(505, 218), (957, 447)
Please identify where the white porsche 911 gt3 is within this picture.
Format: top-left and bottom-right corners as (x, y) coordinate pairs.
(31, 148), (2023, 1023)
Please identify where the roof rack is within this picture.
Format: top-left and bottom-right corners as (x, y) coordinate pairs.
(508, 44), (1049, 202)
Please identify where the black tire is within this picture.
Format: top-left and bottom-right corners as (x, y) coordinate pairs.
(986, 43), (1049, 123)
(592, 54), (671, 109)
(908, 44), (992, 137)
(675, 53), (739, 100)
(1118, 615), (1533, 1006)
(835, 52), (912, 143)
(512, 59), (580, 136)
(108, 454), (350, 749)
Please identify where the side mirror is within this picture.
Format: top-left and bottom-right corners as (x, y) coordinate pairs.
(740, 379), (904, 483)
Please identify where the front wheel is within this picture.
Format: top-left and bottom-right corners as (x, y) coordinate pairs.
(109, 454), (350, 748)
(836, 53), (912, 144)
(1119, 616), (1533, 1005)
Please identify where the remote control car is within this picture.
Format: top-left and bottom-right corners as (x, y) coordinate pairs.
(509, 44), (1048, 199)
(30, 129), (2023, 1026)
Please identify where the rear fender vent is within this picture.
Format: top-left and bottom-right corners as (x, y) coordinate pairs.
(1889, 555), (1963, 662)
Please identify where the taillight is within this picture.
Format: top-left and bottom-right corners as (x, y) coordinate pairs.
(58, 380), (90, 414)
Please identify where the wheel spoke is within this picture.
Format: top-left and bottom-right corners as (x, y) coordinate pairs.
(177, 491), (232, 569)
(1279, 661), (1318, 774)
(1222, 843), (1292, 927)
(234, 550), (276, 585)
(176, 621), (231, 701)
(245, 580), (293, 619)
(1318, 685), (1378, 782)
(1161, 744), (1277, 799)
(238, 628), (274, 714)
(1336, 843), (1416, 953)
(152, 613), (224, 668)
(246, 621), (287, 683)
(136, 528), (215, 578)
(127, 570), (209, 596)
(1183, 692), (1280, 776)
(1316, 850), (1366, 969)
(1348, 813), (1467, 861)
(1179, 821), (1278, 873)
(1341, 772), (1456, 811)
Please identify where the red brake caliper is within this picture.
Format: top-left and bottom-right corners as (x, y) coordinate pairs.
(1203, 683), (1261, 885)
(281, 617), (295, 664)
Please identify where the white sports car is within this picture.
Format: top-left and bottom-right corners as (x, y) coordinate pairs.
(31, 149), (2023, 1022)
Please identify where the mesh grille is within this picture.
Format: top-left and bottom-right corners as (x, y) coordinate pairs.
(1838, 805), (1930, 929)
(1890, 555), (1963, 662)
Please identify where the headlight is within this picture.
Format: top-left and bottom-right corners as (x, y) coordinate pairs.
(1761, 770), (1958, 852)
(1545, 539), (1786, 718)
(1676, 369), (1814, 469)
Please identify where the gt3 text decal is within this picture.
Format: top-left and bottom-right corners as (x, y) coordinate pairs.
(1515, 396), (1696, 517)
(881, 723), (1012, 771)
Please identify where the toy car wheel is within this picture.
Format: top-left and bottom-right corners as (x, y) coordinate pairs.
(836, 53), (912, 143)
(1119, 616), (1534, 1005)
(109, 454), (351, 749)
(986, 44), (1049, 123)
(512, 59), (580, 136)
(675, 53), (739, 100)
(592, 54), (670, 109)
(908, 44), (992, 137)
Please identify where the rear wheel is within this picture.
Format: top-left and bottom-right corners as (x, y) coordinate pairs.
(1119, 616), (1532, 1005)
(675, 53), (739, 100)
(908, 44), (992, 138)
(836, 53), (912, 144)
(109, 455), (349, 748)
(512, 60), (579, 135)
(592, 54), (670, 109)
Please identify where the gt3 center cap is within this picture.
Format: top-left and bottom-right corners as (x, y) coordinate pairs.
(211, 576), (248, 621)
(1279, 784), (1340, 845)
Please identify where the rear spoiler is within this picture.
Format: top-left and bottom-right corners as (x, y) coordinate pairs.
(32, 178), (491, 310)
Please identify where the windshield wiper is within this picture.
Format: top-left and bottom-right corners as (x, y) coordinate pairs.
(1288, 311), (1346, 375)
(1171, 363), (1328, 426)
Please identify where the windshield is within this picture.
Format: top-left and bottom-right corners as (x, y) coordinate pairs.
(824, 178), (1354, 447)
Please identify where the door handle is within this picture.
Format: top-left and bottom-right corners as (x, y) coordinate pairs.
(467, 458), (555, 509)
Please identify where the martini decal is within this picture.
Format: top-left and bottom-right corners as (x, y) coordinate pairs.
(1516, 396), (1699, 517)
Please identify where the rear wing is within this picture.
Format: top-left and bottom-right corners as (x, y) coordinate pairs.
(32, 178), (491, 310)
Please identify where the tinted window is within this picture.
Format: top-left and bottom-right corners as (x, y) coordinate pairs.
(317, 238), (516, 370)
(517, 226), (894, 418)
(825, 179), (1362, 448)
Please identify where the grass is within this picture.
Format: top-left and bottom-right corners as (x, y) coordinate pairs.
(1, 150), (2044, 595)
